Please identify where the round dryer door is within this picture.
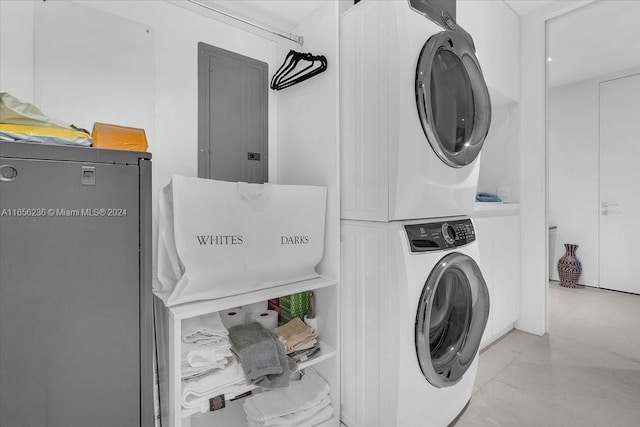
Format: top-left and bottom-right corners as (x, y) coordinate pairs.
(415, 30), (491, 168)
(415, 252), (489, 388)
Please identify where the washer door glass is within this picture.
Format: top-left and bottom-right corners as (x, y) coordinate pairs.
(415, 252), (489, 388)
(416, 30), (491, 168)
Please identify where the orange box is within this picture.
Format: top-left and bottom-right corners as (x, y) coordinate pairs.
(91, 122), (148, 151)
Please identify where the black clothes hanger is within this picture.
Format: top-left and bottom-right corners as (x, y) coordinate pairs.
(270, 50), (328, 91)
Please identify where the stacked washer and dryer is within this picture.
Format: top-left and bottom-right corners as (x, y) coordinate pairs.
(340, 1), (492, 426)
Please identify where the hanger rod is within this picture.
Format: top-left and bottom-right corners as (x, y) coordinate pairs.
(187, 0), (304, 45)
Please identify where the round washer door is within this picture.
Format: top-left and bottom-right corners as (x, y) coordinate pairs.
(415, 252), (489, 388)
(415, 30), (491, 168)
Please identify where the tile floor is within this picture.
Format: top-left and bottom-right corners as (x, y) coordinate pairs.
(453, 281), (640, 427)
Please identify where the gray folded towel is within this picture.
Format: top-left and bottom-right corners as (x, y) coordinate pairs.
(229, 322), (297, 389)
(253, 333), (297, 390)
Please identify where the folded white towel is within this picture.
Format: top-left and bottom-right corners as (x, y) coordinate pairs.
(181, 357), (231, 381)
(182, 341), (233, 368)
(247, 403), (334, 427)
(247, 395), (330, 427)
(181, 359), (249, 409)
(289, 404), (333, 427)
(242, 368), (330, 421)
(182, 312), (228, 344)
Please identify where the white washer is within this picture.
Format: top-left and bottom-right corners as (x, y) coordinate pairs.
(340, 1), (492, 221)
(341, 217), (489, 427)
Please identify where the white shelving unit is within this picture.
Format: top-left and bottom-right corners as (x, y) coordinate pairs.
(155, 277), (338, 427)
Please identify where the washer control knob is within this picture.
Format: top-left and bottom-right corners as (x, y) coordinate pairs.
(442, 223), (456, 244)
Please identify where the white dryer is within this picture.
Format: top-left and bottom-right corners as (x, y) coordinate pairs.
(341, 217), (489, 427)
(341, 1), (492, 221)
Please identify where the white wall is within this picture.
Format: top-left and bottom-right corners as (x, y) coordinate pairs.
(518, 6), (550, 336)
(0, 0), (280, 275)
(34, 1), (155, 148)
(458, 0), (520, 104)
(477, 102), (521, 202)
(276, 2), (340, 282)
(0, 0), (35, 102)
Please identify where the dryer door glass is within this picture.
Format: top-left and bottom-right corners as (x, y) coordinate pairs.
(430, 49), (474, 153)
(416, 30), (492, 168)
(415, 252), (489, 388)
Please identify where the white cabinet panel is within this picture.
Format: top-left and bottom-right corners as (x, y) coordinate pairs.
(492, 215), (520, 332)
(474, 217), (495, 348)
(474, 215), (520, 349)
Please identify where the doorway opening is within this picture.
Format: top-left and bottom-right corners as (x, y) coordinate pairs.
(547, 3), (640, 293)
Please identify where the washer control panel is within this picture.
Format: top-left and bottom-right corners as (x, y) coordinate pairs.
(405, 218), (475, 253)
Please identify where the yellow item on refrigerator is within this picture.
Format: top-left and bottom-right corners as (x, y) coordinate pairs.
(91, 122), (148, 151)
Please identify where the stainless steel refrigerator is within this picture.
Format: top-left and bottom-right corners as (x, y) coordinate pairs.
(0, 141), (153, 426)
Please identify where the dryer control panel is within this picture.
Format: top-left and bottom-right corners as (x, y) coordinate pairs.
(405, 218), (475, 252)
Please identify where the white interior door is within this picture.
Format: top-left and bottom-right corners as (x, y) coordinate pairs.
(599, 73), (640, 294)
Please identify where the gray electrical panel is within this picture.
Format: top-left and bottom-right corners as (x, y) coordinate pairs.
(198, 42), (269, 183)
(0, 141), (153, 427)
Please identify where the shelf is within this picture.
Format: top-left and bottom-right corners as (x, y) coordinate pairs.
(155, 276), (336, 321)
(180, 340), (337, 418)
(472, 202), (520, 218)
(297, 341), (337, 371)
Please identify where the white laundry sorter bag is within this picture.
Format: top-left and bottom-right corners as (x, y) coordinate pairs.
(156, 175), (327, 306)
